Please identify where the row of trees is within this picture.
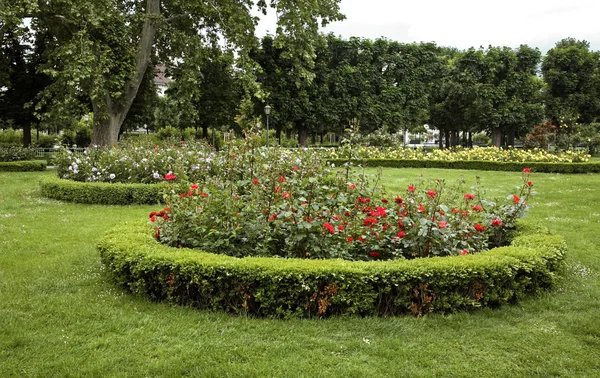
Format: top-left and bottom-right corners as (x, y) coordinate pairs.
(1, 1), (599, 147)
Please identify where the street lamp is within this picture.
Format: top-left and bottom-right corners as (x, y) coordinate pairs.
(264, 104), (271, 148)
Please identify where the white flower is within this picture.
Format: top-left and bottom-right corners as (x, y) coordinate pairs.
(153, 172), (160, 179)
(109, 173), (116, 180)
(92, 167), (98, 172)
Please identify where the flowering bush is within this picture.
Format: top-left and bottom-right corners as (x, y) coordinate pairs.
(55, 139), (217, 183)
(319, 145), (590, 163)
(0, 147), (36, 162)
(151, 144), (534, 261)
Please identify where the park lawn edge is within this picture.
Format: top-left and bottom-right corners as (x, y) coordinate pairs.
(98, 219), (566, 318)
(328, 158), (600, 173)
(0, 160), (47, 172)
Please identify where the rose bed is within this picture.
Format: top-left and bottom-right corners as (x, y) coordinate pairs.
(98, 220), (566, 318)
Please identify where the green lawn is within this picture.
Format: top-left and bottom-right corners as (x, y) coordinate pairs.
(1, 169), (599, 377)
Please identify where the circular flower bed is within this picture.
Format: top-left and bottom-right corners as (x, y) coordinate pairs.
(98, 219), (566, 318)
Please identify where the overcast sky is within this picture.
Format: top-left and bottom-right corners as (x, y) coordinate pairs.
(255, 0), (600, 53)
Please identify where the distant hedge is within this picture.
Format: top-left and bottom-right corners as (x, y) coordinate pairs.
(328, 159), (600, 173)
(0, 160), (47, 172)
(40, 176), (161, 205)
(98, 220), (566, 318)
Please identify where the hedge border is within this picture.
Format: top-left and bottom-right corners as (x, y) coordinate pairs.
(0, 160), (47, 172)
(40, 176), (162, 205)
(98, 220), (566, 318)
(328, 158), (600, 173)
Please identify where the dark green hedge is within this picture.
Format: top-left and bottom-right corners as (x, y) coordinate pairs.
(98, 220), (566, 318)
(328, 158), (600, 173)
(0, 160), (47, 172)
(40, 176), (161, 205)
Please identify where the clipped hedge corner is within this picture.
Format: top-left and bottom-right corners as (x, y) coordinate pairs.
(40, 176), (162, 205)
(0, 160), (47, 172)
(327, 158), (600, 173)
(98, 220), (566, 318)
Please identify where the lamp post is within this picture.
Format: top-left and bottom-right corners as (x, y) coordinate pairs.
(264, 104), (271, 148)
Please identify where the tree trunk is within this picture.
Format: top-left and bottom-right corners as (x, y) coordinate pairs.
(202, 125), (208, 139)
(23, 122), (31, 147)
(507, 126), (516, 147)
(491, 127), (502, 147)
(444, 129), (450, 149)
(297, 125), (308, 147)
(90, 0), (160, 146)
(468, 131), (473, 148)
(276, 127), (281, 144)
(450, 130), (457, 147)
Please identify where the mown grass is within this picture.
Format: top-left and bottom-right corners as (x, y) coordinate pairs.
(1, 169), (599, 377)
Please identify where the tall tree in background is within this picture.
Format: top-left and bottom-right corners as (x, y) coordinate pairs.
(2, 0), (344, 146)
(542, 38), (600, 125)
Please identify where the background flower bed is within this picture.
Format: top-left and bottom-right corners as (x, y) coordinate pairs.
(328, 158), (600, 173)
(99, 219), (566, 318)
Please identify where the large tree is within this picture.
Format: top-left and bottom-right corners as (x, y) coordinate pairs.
(2, 0), (344, 146)
(542, 38), (600, 125)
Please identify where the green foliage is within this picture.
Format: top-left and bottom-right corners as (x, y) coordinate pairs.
(329, 158), (600, 173)
(0, 160), (46, 171)
(472, 133), (491, 146)
(33, 133), (59, 148)
(0, 146), (36, 161)
(39, 176), (161, 205)
(0, 128), (23, 146)
(99, 219), (565, 318)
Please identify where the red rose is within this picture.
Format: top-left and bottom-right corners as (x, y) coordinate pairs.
(358, 236), (366, 242)
(363, 217), (378, 226)
(348, 183), (356, 189)
(347, 237), (353, 242)
(395, 196), (403, 204)
(396, 231), (405, 238)
(408, 185), (415, 192)
(323, 222), (335, 234)
(438, 221), (448, 229)
(513, 195), (520, 204)
(190, 183), (199, 189)
(460, 249), (468, 255)
(381, 198), (388, 203)
(472, 205), (483, 211)
(150, 215), (156, 222)
(252, 178), (259, 184)
(165, 172), (177, 181)
(527, 181), (533, 187)
(523, 168), (530, 173)
(464, 193), (475, 200)
(369, 251), (380, 258)
(279, 177), (286, 183)
(492, 219), (502, 227)
(418, 204), (425, 212)
(293, 166), (299, 171)
(337, 225), (345, 231)
(282, 192), (290, 199)
(427, 190), (436, 199)
(231, 154), (235, 159)
(474, 224), (486, 232)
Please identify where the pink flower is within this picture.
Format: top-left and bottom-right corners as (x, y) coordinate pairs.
(438, 221), (448, 229)
(293, 166), (299, 171)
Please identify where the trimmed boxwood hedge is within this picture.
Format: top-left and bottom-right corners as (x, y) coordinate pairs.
(0, 160), (47, 172)
(328, 158), (600, 173)
(40, 176), (161, 205)
(98, 220), (566, 318)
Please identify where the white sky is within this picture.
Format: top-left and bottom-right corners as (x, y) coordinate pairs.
(255, 0), (600, 53)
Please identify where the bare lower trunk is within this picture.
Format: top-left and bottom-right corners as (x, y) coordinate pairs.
(23, 122), (31, 147)
(297, 125), (308, 147)
(276, 127), (281, 144)
(507, 126), (516, 146)
(491, 127), (502, 147)
(91, 112), (123, 146)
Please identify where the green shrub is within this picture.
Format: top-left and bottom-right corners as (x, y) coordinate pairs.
(39, 176), (162, 205)
(0, 160), (47, 172)
(33, 134), (59, 148)
(0, 128), (23, 147)
(328, 159), (600, 174)
(98, 220), (566, 318)
(0, 147), (36, 162)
